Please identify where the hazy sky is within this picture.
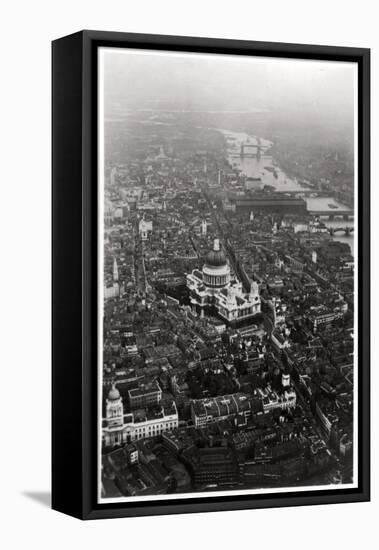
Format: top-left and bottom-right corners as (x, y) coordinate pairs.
(101, 47), (356, 120)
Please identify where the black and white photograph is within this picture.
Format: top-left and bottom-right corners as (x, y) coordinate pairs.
(2, 0), (377, 542)
(98, 47), (359, 502)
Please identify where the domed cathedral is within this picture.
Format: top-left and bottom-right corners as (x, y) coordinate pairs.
(186, 238), (261, 325)
(202, 239), (231, 288)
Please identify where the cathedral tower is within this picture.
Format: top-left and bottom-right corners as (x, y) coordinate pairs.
(113, 257), (119, 282)
(106, 385), (124, 428)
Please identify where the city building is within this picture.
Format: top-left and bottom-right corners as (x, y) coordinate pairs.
(233, 194), (307, 215)
(191, 393), (261, 428)
(282, 372), (291, 387)
(139, 217), (153, 240)
(268, 296), (287, 326)
(102, 385), (178, 447)
(257, 386), (297, 412)
(271, 329), (291, 351)
(307, 308), (345, 332)
(182, 445), (240, 487)
(128, 380), (162, 410)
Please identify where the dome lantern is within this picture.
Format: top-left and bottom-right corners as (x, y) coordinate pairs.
(202, 239), (230, 288)
(108, 384), (121, 401)
(205, 239), (228, 268)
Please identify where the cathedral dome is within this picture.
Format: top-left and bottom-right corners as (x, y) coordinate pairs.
(205, 239), (227, 268)
(202, 239), (230, 288)
(108, 385), (120, 401)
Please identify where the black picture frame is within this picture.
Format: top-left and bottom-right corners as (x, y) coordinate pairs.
(52, 30), (370, 520)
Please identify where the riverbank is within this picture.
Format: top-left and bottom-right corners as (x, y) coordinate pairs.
(216, 128), (354, 254)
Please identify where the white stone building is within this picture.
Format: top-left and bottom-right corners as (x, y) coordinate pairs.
(102, 385), (178, 448)
(186, 239), (261, 324)
(139, 218), (153, 240)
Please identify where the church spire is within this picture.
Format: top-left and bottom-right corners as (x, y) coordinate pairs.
(113, 257), (119, 282)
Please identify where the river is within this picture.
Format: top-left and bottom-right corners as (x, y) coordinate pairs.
(216, 128), (354, 255)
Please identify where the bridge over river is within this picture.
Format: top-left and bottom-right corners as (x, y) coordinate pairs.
(328, 226), (355, 236)
(308, 209), (354, 220)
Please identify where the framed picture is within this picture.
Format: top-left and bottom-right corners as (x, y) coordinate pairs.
(52, 30), (370, 520)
